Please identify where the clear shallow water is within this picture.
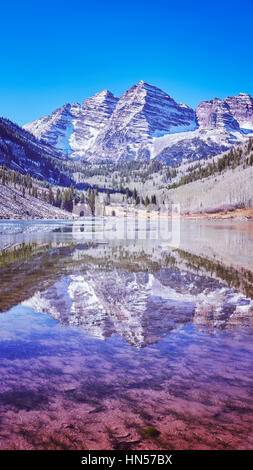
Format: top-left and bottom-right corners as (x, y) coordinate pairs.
(0, 219), (253, 450)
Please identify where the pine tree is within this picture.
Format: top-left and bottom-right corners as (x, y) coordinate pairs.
(47, 187), (55, 205)
(1, 168), (6, 185)
(151, 194), (157, 205)
(61, 189), (73, 212)
(80, 192), (85, 204)
(55, 188), (62, 207)
(145, 195), (150, 207)
(88, 189), (96, 214)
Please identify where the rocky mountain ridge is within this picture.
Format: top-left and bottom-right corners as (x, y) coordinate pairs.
(24, 90), (119, 157)
(196, 93), (253, 131)
(23, 82), (253, 164)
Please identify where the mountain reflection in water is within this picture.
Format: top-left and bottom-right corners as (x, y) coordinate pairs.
(0, 219), (253, 450)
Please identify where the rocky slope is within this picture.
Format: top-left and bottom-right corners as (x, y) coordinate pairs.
(152, 93), (253, 164)
(0, 117), (71, 185)
(23, 103), (80, 154)
(24, 90), (119, 158)
(223, 93), (253, 130)
(161, 163), (253, 213)
(156, 137), (253, 213)
(86, 81), (197, 162)
(71, 90), (119, 158)
(0, 183), (77, 220)
(24, 83), (253, 164)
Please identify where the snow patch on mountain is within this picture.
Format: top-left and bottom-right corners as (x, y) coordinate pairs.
(24, 103), (80, 154)
(24, 91), (119, 158)
(150, 127), (251, 163)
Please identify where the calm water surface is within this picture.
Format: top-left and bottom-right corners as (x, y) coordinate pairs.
(0, 218), (253, 450)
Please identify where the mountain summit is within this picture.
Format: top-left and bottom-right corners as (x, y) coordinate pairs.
(24, 90), (119, 157)
(85, 81), (197, 162)
(23, 83), (253, 164)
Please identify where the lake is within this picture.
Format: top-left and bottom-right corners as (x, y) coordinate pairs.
(0, 217), (253, 450)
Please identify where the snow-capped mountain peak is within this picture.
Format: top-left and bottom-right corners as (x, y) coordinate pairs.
(196, 98), (240, 131)
(84, 81), (198, 162)
(23, 102), (80, 153)
(24, 90), (119, 158)
(23, 84), (253, 165)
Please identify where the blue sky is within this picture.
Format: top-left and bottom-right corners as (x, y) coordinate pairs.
(1, 0), (252, 125)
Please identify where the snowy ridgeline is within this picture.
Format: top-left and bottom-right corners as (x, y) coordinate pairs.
(24, 82), (253, 164)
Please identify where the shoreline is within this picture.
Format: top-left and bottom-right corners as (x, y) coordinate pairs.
(103, 206), (253, 221)
(0, 207), (253, 222)
(181, 208), (253, 220)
